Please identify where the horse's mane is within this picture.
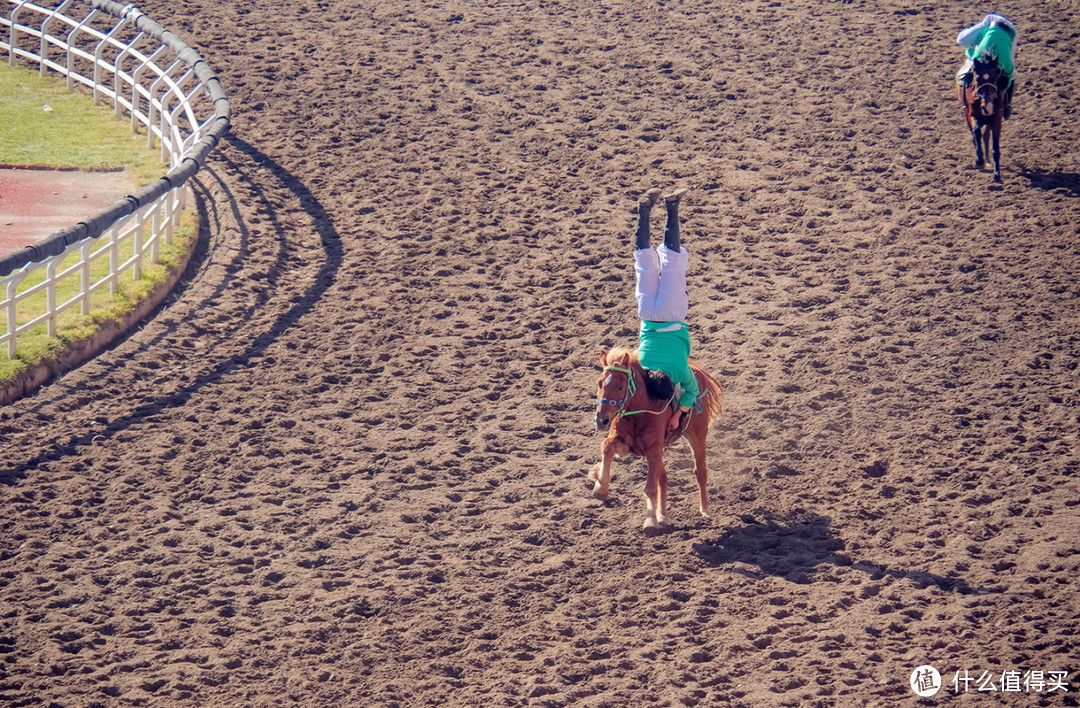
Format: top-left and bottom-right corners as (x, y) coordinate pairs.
(606, 346), (639, 364)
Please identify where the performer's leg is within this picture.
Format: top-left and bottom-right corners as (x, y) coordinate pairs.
(634, 188), (662, 320)
(655, 188), (690, 322)
(635, 248), (661, 321)
(662, 188), (687, 252)
(634, 188), (661, 251)
(655, 244), (689, 322)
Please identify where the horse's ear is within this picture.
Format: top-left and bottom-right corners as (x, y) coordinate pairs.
(598, 349), (609, 368)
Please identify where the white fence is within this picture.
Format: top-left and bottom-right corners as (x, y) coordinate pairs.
(0, 0), (229, 359)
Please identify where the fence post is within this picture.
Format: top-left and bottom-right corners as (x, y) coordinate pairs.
(9, 0), (29, 67)
(45, 259), (58, 338)
(113, 31), (144, 119)
(39, 0), (73, 76)
(80, 241), (92, 316)
(131, 44), (165, 133)
(65, 8), (99, 92)
(92, 14), (129, 105)
(108, 225), (119, 297)
(5, 276), (18, 359)
(164, 189), (176, 244)
(150, 202), (161, 262)
(147, 57), (182, 150)
(133, 203), (154, 281)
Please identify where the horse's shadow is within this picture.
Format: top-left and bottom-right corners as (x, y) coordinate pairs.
(1018, 166), (1080, 197)
(692, 510), (988, 594)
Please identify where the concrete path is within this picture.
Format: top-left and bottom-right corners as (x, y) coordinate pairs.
(0, 167), (134, 258)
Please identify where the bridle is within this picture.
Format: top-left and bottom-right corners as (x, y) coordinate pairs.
(975, 79), (999, 116)
(968, 64), (1002, 118)
(596, 365), (635, 411)
(596, 364), (676, 419)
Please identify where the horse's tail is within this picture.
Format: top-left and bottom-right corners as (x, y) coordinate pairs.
(689, 358), (723, 428)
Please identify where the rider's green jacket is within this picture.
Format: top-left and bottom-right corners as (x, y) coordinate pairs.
(637, 320), (699, 410)
(964, 26), (1015, 76)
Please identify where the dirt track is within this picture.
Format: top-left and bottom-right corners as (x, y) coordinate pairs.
(2, 1), (1079, 705)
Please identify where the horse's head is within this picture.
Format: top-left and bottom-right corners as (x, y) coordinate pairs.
(971, 53), (1003, 117)
(595, 349), (635, 431)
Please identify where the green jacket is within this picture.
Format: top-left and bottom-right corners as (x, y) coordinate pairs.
(637, 320), (699, 410)
(965, 26), (1015, 76)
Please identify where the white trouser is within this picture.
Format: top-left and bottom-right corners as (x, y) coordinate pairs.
(635, 244), (689, 322)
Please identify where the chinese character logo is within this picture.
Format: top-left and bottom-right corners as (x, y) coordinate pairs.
(911, 665), (942, 697)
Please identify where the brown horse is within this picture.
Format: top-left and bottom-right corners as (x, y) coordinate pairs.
(957, 53), (1006, 183)
(591, 347), (723, 530)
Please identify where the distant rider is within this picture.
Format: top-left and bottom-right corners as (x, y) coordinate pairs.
(956, 13), (1018, 119)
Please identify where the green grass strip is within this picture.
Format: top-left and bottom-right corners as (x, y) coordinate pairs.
(0, 62), (195, 386)
(0, 63), (167, 183)
(1, 217), (196, 382)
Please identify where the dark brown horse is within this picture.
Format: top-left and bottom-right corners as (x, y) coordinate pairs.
(591, 348), (723, 530)
(957, 53), (1006, 183)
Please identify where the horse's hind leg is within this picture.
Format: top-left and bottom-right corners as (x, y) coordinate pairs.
(657, 462), (669, 526)
(991, 125), (1002, 183)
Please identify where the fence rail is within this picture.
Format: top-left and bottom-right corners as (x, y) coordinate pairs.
(0, 0), (229, 359)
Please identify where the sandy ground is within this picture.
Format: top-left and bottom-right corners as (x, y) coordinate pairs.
(1, 0), (1079, 705)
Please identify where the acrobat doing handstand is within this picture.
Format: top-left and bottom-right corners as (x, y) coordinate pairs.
(631, 187), (698, 431)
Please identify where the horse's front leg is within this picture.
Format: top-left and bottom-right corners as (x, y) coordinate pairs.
(589, 435), (623, 499)
(688, 428), (711, 519)
(972, 125), (985, 169)
(642, 447), (669, 530)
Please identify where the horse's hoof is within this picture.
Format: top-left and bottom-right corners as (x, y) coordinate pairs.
(592, 481), (609, 500)
(642, 517), (671, 535)
(700, 508), (712, 519)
